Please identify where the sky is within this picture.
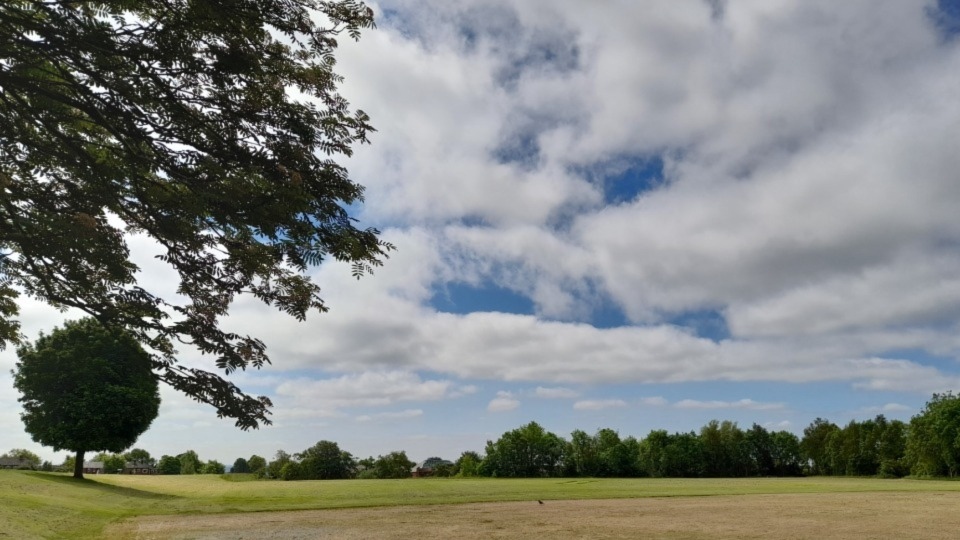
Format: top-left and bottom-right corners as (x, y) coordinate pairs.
(4, 0), (960, 466)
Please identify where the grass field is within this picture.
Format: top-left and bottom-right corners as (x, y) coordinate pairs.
(4, 471), (960, 539)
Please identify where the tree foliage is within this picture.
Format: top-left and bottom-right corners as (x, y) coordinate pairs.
(0, 0), (392, 430)
(2, 448), (41, 469)
(481, 422), (565, 478)
(247, 454), (266, 476)
(157, 454), (180, 475)
(907, 393), (960, 477)
(372, 451), (414, 479)
(125, 447), (153, 466)
(231, 457), (250, 474)
(297, 440), (356, 480)
(13, 318), (160, 478)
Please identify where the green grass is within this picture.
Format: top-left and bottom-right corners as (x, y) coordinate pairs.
(5, 472), (960, 539)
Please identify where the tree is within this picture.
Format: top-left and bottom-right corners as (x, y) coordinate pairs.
(907, 393), (960, 476)
(247, 455), (267, 476)
(297, 440), (356, 480)
(13, 318), (161, 478)
(267, 450), (293, 479)
(0, 0), (392, 430)
(157, 455), (181, 475)
(373, 451), (415, 479)
(125, 448), (154, 467)
(481, 422), (566, 478)
(801, 418), (839, 475)
(455, 451), (481, 478)
(178, 450), (201, 475)
(94, 452), (126, 474)
(202, 460), (225, 474)
(1, 448), (41, 469)
(231, 457), (250, 474)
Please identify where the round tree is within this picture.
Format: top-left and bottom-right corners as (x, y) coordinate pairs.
(13, 318), (161, 479)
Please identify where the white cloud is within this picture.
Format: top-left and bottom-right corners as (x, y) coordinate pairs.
(573, 399), (627, 411)
(356, 409), (424, 423)
(674, 399), (784, 411)
(274, 371), (467, 415)
(640, 396), (669, 407)
(487, 391), (520, 412)
(534, 386), (579, 399)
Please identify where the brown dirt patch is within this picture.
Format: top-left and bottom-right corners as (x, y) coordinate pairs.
(106, 492), (960, 539)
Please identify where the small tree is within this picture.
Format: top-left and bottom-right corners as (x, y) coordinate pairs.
(13, 318), (161, 479)
(373, 451), (415, 479)
(232, 458), (251, 474)
(247, 455), (267, 476)
(178, 450), (201, 475)
(125, 448), (154, 467)
(202, 460), (226, 475)
(157, 455), (181, 475)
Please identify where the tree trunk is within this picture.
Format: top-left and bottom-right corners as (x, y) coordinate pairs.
(74, 450), (84, 479)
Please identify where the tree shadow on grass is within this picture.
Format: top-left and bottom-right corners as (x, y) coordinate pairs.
(25, 472), (180, 500)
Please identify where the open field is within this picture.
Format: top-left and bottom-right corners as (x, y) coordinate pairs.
(4, 471), (960, 539)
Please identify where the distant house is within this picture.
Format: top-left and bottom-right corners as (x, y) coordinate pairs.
(411, 457), (453, 478)
(0, 457), (29, 469)
(82, 461), (105, 474)
(123, 461), (156, 475)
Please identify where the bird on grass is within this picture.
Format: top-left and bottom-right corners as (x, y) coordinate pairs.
(538, 500), (544, 504)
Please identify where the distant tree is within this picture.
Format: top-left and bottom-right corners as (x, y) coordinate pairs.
(94, 453), (126, 474)
(178, 450), (201, 475)
(13, 318), (161, 478)
(279, 461), (305, 481)
(60, 455), (76, 474)
(769, 431), (803, 476)
(40, 461), (54, 472)
(267, 450), (293, 479)
(455, 451), (482, 478)
(878, 419), (908, 478)
(157, 455), (181, 475)
(801, 418), (840, 475)
(297, 440), (356, 480)
(567, 429), (599, 477)
(202, 460), (226, 475)
(0, 0), (391, 430)
(2, 448), (41, 469)
(481, 422), (566, 478)
(373, 451), (415, 479)
(638, 430), (671, 477)
(232, 458), (251, 474)
(660, 432), (704, 478)
(907, 392), (960, 476)
(124, 448), (154, 467)
(247, 455), (267, 476)
(745, 424), (775, 476)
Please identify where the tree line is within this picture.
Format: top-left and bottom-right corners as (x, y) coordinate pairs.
(12, 393), (960, 480)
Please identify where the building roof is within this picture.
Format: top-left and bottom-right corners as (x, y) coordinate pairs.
(0, 457), (26, 467)
(413, 457), (454, 471)
(82, 461), (105, 469)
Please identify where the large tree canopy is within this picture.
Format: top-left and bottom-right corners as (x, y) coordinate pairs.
(0, 1), (391, 429)
(14, 318), (161, 478)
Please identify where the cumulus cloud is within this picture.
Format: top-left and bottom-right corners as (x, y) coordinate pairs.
(534, 386), (580, 399)
(573, 399), (627, 411)
(640, 396), (669, 407)
(274, 371), (471, 416)
(488, 391), (520, 412)
(673, 399), (785, 411)
(356, 409), (424, 422)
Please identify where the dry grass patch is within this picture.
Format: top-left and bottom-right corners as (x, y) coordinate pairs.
(109, 491), (960, 539)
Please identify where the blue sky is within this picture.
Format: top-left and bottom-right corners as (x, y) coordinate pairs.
(5, 0), (960, 466)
